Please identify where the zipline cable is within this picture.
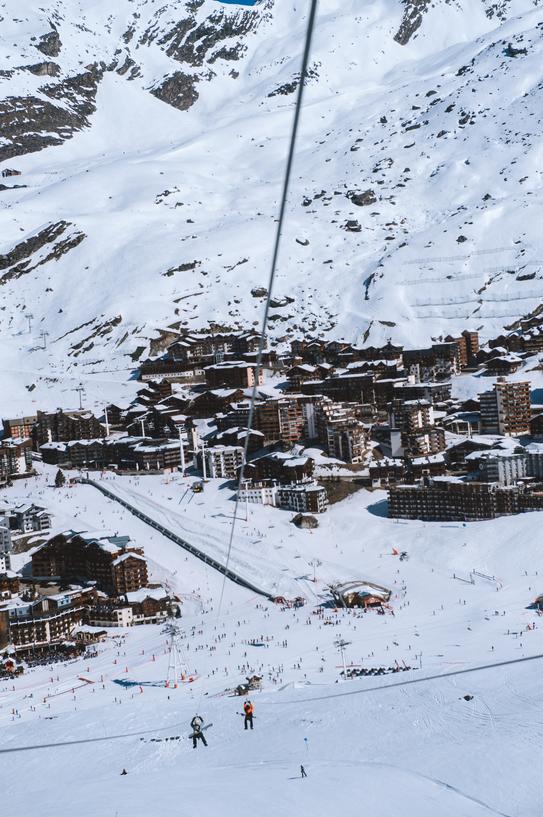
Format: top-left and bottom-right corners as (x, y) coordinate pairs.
(216, 0), (319, 618)
(4, 650), (543, 754)
(0, 720), (189, 756)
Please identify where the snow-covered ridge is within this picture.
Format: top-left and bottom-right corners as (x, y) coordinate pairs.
(1, 0), (543, 410)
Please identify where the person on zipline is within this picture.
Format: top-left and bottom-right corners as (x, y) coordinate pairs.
(243, 700), (254, 730)
(191, 715), (208, 748)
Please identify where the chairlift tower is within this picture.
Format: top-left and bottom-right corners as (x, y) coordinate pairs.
(75, 384), (84, 410)
(334, 638), (351, 678)
(163, 620), (186, 689)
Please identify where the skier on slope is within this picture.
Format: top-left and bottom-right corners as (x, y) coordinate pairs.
(190, 715), (208, 749)
(243, 700), (254, 730)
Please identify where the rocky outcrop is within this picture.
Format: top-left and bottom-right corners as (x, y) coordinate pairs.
(35, 29), (62, 58)
(1, 2), (270, 152)
(268, 66), (319, 98)
(69, 315), (122, 356)
(151, 71), (199, 111)
(0, 66), (102, 161)
(25, 61), (60, 77)
(146, 3), (269, 111)
(394, 0), (431, 45)
(159, 8), (258, 68)
(0, 222), (85, 284)
(349, 189), (377, 207)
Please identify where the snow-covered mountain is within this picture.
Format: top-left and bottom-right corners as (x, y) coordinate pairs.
(1, 0), (543, 402)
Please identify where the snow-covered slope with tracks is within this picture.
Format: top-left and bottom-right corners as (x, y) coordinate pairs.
(1, 0), (543, 409)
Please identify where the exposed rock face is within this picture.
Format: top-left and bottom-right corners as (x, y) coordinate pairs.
(149, 5), (265, 111)
(291, 513), (319, 529)
(36, 29), (62, 58)
(159, 8), (257, 67)
(69, 315), (123, 357)
(349, 189), (377, 207)
(2, 3), (271, 157)
(0, 66), (102, 162)
(151, 71), (199, 112)
(394, 0), (431, 45)
(0, 221), (85, 284)
(25, 61), (60, 77)
(267, 66), (319, 97)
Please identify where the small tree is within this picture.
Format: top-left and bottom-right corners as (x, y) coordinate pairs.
(54, 469), (66, 488)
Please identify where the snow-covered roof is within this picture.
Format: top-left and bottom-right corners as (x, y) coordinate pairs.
(266, 452), (310, 464)
(48, 586), (95, 601)
(66, 438), (104, 448)
(402, 399), (431, 407)
(133, 441), (180, 452)
(52, 531), (133, 554)
(470, 450), (525, 462)
(40, 441), (68, 451)
(1, 436), (30, 446)
(208, 388), (242, 398)
(332, 581), (390, 600)
(204, 361), (254, 370)
(411, 453), (446, 465)
(0, 596), (32, 612)
(525, 442), (543, 455)
(112, 552), (146, 566)
(284, 457), (311, 468)
(125, 587), (169, 603)
(292, 363), (317, 373)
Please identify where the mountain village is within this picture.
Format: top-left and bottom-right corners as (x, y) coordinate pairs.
(3, 0), (543, 813)
(2, 317), (543, 667)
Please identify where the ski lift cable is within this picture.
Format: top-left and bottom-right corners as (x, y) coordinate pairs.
(4, 650), (543, 755)
(0, 720), (189, 756)
(216, 0), (319, 620)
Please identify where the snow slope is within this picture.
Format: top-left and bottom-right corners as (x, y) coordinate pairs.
(2, 0), (543, 410)
(2, 464), (543, 815)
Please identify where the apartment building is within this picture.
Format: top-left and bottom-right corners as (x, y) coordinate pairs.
(0, 437), (33, 483)
(388, 478), (543, 521)
(204, 445), (245, 479)
(388, 398), (446, 457)
(255, 398), (304, 447)
(32, 409), (105, 448)
(0, 519), (11, 572)
(243, 452), (314, 485)
(392, 381), (452, 405)
(204, 361), (264, 389)
(2, 415), (37, 439)
(479, 378), (531, 436)
(314, 400), (367, 463)
(32, 531), (148, 596)
(477, 451), (527, 485)
(276, 483), (329, 514)
(237, 479), (278, 506)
